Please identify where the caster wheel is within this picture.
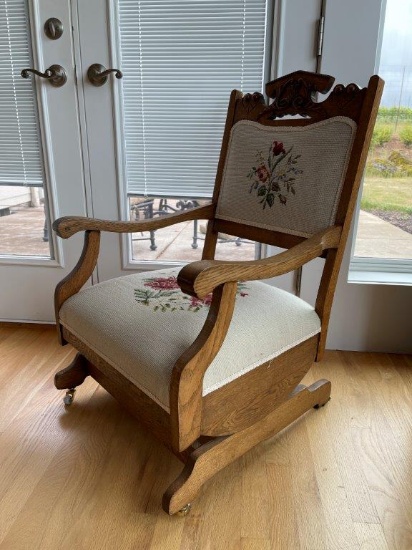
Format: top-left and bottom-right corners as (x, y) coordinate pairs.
(63, 388), (76, 406)
(314, 397), (331, 409)
(177, 503), (191, 517)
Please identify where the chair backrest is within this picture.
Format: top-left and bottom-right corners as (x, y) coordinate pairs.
(204, 70), (383, 254)
(203, 70), (383, 359)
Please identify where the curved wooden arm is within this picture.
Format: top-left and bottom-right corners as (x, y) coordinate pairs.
(54, 230), (101, 344)
(170, 281), (238, 452)
(178, 226), (342, 299)
(53, 203), (215, 239)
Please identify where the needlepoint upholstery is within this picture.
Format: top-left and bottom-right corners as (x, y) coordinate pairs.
(216, 117), (357, 237)
(59, 267), (321, 411)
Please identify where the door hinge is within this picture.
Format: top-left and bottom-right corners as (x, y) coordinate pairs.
(317, 15), (325, 57)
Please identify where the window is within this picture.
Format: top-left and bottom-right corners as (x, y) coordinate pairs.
(350, 0), (412, 284)
(117, 0), (270, 263)
(0, 0), (49, 258)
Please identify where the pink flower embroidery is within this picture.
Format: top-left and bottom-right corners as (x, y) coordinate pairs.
(144, 276), (180, 290)
(135, 278), (249, 312)
(247, 141), (301, 209)
(190, 294), (213, 308)
(256, 165), (269, 183)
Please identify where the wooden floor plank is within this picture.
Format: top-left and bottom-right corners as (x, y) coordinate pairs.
(0, 326), (411, 550)
(353, 522), (390, 550)
(312, 352), (381, 525)
(288, 418), (331, 550)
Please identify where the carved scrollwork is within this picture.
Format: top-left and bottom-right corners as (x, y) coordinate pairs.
(253, 71), (366, 123)
(259, 71), (335, 121)
(235, 91), (266, 121)
(327, 82), (365, 108)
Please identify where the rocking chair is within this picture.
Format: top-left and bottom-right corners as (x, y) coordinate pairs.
(52, 70), (383, 515)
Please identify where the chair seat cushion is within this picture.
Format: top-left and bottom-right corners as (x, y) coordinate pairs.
(60, 268), (321, 411)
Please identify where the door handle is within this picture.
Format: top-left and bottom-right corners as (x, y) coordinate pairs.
(87, 64), (123, 86)
(21, 64), (67, 88)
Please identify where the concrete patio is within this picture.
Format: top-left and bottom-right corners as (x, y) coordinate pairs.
(0, 205), (411, 262)
(353, 211), (412, 259)
(0, 205), (256, 262)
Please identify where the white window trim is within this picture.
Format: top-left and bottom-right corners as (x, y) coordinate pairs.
(349, 259), (412, 286)
(348, 171), (412, 286)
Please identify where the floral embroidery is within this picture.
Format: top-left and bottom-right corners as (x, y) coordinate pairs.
(134, 276), (248, 312)
(247, 140), (302, 209)
(144, 276), (180, 291)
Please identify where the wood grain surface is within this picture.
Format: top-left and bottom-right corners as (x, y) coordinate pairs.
(0, 325), (410, 549)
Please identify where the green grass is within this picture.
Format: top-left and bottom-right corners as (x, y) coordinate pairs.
(361, 176), (412, 214)
(359, 106), (412, 214)
(371, 124), (393, 146)
(377, 106), (412, 122)
(399, 126), (412, 146)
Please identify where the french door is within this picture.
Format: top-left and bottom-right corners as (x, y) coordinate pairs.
(0, 0), (88, 322)
(7, 0), (403, 354)
(0, 0), (273, 321)
(75, 0), (272, 282)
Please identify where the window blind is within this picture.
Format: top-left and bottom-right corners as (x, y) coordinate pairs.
(0, 0), (44, 187)
(118, 0), (268, 198)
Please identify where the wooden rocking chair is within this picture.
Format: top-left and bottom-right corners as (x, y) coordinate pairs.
(52, 71), (383, 515)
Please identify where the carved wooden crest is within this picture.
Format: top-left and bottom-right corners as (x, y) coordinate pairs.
(248, 70), (368, 123)
(234, 91), (266, 122)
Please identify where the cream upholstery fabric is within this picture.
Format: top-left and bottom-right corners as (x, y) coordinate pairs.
(216, 117), (356, 237)
(60, 268), (320, 412)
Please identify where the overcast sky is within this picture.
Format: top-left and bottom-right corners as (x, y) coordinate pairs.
(380, 0), (412, 67)
(378, 0), (412, 106)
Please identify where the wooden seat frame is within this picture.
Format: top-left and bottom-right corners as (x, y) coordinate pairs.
(52, 71), (383, 515)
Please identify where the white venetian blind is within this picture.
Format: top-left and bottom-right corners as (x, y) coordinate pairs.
(119, 0), (268, 198)
(0, 0), (44, 187)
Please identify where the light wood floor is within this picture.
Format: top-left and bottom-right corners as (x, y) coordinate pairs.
(0, 325), (411, 550)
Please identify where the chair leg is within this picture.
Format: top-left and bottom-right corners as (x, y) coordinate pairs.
(54, 352), (90, 390)
(162, 379), (331, 515)
(192, 219), (199, 249)
(149, 230), (157, 251)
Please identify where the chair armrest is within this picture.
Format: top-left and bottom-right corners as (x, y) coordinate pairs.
(53, 203), (215, 239)
(178, 226), (342, 298)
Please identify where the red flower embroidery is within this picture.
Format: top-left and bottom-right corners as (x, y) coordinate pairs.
(136, 277), (249, 312)
(256, 165), (269, 183)
(144, 276), (180, 290)
(190, 294), (213, 308)
(247, 142), (300, 209)
(272, 141), (286, 156)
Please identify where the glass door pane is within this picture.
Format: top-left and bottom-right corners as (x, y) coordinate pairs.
(0, 0), (51, 258)
(0, 186), (50, 257)
(117, 0), (268, 265)
(128, 196), (257, 263)
(353, 0), (412, 261)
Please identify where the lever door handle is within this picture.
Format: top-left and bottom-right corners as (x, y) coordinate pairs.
(87, 64), (123, 86)
(21, 64), (67, 87)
